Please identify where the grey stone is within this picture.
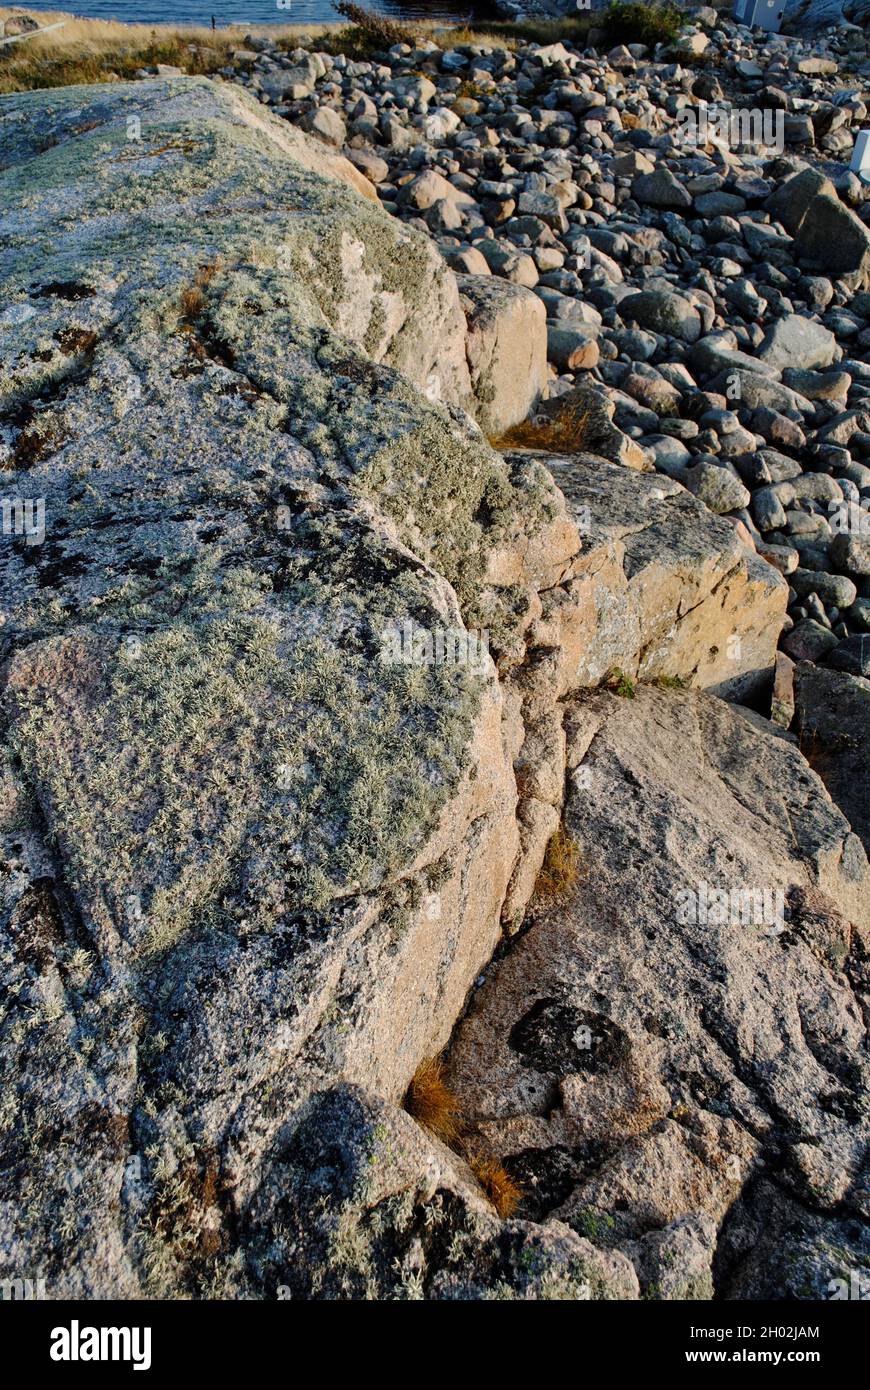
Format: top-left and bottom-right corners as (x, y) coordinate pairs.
(457, 274), (548, 436)
(757, 314), (838, 372)
(790, 569), (858, 610)
(827, 633), (870, 677)
(541, 453), (786, 700)
(694, 191), (747, 217)
(795, 662), (870, 853)
(304, 105), (346, 147)
(244, 1083), (639, 1300)
(683, 462), (751, 514)
(619, 289), (702, 345)
(0, 76), (586, 1298)
(781, 619), (840, 662)
(632, 168), (692, 210)
(546, 325), (600, 371)
(831, 530), (870, 576)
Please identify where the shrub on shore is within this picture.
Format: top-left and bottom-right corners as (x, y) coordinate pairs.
(329, 1), (416, 57)
(601, 1), (685, 48)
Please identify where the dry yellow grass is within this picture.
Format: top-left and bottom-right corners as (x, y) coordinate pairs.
(179, 285), (205, 321)
(0, 7), (345, 92)
(179, 258), (225, 321)
(464, 1146), (523, 1218)
(0, 7), (592, 93)
(405, 1060), (523, 1217)
(0, 8), (237, 92)
(404, 1056), (464, 1146)
(492, 399), (591, 455)
(535, 827), (583, 902)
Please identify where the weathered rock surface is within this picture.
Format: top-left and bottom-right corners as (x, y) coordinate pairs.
(795, 662), (870, 854)
(457, 274), (547, 436)
(535, 453), (786, 700)
(0, 76), (581, 1297)
(216, 9), (870, 689)
(446, 686), (870, 1299)
(4, 9), (870, 1303)
(243, 1083), (638, 1300)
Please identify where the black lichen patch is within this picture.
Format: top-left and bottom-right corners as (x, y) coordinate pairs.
(509, 999), (631, 1076)
(31, 281), (96, 301)
(9, 876), (65, 970)
(15, 535), (89, 589)
(55, 326), (99, 356)
(5, 399), (66, 468)
(75, 1103), (130, 1159)
(501, 1145), (593, 1221)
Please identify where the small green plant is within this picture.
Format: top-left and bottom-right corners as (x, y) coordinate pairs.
(655, 673), (688, 690)
(607, 669), (636, 699)
(575, 1207), (616, 1242)
(602, 1), (684, 48)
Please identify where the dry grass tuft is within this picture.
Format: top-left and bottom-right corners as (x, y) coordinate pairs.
(178, 260), (224, 321)
(464, 1146), (523, 1218)
(179, 285), (205, 320)
(405, 1060), (524, 1219)
(404, 1056), (464, 1146)
(194, 258), (224, 288)
(535, 827), (583, 902)
(492, 399), (591, 455)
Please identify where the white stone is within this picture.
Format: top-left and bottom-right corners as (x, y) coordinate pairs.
(851, 129), (870, 185)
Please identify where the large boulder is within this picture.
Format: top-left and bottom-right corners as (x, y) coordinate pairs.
(632, 167), (692, 211)
(618, 288), (702, 346)
(0, 76), (583, 1297)
(784, 0), (870, 31)
(757, 314), (839, 373)
(1, 14), (41, 37)
(0, 65), (834, 1305)
(766, 169), (870, 287)
(445, 687), (870, 1299)
(0, 77), (474, 407)
(534, 385), (654, 472)
(764, 167), (836, 236)
(457, 274), (548, 437)
(528, 453), (787, 701)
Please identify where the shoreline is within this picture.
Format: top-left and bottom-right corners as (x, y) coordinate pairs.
(0, 4), (485, 38)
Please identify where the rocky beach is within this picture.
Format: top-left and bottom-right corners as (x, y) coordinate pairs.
(0, 3), (868, 1308)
